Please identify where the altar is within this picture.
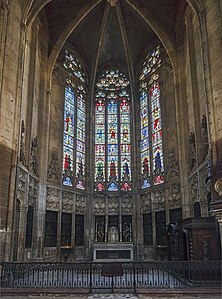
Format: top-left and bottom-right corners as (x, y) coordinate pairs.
(93, 243), (134, 261)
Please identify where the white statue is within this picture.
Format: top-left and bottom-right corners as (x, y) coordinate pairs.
(108, 226), (119, 243)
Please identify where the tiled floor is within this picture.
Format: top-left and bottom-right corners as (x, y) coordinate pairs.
(1, 294), (221, 299)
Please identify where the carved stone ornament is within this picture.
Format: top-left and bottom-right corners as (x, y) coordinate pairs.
(1, 0), (9, 11)
(200, 115), (209, 162)
(199, 166), (210, 204)
(152, 189), (165, 211)
(161, 57), (173, 81)
(75, 194), (86, 214)
(189, 132), (197, 171)
(108, 197), (119, 214)
(94, 196), (106, 214)
(166, 148), (180, 179)
(189, 173), (199, 201)
(17, 167), (28, 203)
(210, 209), (222, 222)
(167, 185), (182, 208)
(214, 179), (222, 197)
(30, 136), (38, 176)
(47, 148), (61, 184)
(52, 63), (67, 86)
(20, 120), (27, 166)
(121, 196), (133, 214)
(62, 192), (73, 212)
(46, 187), (60, 210)
(28, 176), (38, 206)
(140, 193), (151, 213)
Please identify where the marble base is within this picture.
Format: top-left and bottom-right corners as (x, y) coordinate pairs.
(93, 243), (134, 261)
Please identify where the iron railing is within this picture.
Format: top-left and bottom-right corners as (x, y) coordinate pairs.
(1, 261), (221, 293)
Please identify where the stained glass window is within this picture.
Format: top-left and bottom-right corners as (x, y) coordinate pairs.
(95, 69), (131, 192)
(139, 46), (164, 188)
(62, 50), (86, 189)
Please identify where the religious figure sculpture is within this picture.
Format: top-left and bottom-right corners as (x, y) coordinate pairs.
(108, 226), (119, 243)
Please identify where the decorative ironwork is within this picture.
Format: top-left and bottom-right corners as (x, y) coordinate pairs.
(1, 261), (221, 292)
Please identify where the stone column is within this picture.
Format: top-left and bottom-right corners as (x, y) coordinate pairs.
(17, 205), (28, 261)
(0, 0), (9, 88)
(211, 210), (222, 251)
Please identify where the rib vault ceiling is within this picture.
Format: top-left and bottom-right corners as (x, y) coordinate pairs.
(23, 0), (191, 75)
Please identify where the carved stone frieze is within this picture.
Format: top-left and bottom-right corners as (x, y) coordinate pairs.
(152, 189), (165, 211)
(62, 191), (73, 212)
(200, 115), (209, 162)
(75, 194), (86, 214)
(166, 148), (180, 179)
(189, 132), (197, 171)
(140, 193), (151, 213)
(20, 120), (26, 166)
(30, 136), (38, 176)
(166, 185), (182, 208)
(108, 197), (119, 214)
(47, 148), (61, 184)
(46, 187), (60, 210)
(121, 196), (133, 214)
(94, 196), (106, 214)
(28, 176), (38, 206)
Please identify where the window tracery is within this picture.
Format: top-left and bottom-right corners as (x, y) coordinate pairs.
(139, 45), (164, 188)
(95, 68), (131, 192)
(62, 50), (87, 190)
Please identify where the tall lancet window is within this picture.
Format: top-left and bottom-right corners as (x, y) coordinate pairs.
(139, 45), (164, 188)
(62, 49), (87, 189)
(95, 68), (132, 192)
